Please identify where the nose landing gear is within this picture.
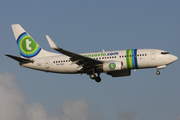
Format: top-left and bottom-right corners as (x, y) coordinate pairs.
(156, 70), (160, 75)
(156, 65), (166, 75)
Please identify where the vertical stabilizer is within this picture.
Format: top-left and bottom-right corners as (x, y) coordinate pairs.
(11, 24), (57, 58)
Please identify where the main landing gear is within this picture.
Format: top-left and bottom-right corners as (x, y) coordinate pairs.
(90, 73), (101, 83)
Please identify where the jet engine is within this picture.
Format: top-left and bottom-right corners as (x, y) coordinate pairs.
(107, 69), (131, 77)
(102, 61), (123, 72)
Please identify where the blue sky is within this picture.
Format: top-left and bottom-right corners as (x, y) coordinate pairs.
(0, 0), (180, 120)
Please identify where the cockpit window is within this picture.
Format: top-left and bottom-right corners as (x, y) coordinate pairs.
(161, 52), (170, 55)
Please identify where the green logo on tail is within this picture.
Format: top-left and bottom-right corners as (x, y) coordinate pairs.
(17, 32), (41, 58)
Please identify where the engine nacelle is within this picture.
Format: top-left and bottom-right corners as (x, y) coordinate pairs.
(103, 61), (123, 72)
(107, 69), (131, 77)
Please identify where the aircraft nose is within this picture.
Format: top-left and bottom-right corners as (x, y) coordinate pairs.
(171, 55), (178, 63)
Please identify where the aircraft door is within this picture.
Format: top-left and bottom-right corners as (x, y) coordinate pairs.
(151, 51), (156, 60)
(45, 59), (50, 69)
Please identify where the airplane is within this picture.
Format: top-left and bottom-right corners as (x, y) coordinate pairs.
(5, 24), (178, 82)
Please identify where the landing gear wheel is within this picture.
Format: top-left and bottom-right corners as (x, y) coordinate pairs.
(90, 74), (96, 79)
(95, 77), (101, 83)
(156, 71), (160, 75)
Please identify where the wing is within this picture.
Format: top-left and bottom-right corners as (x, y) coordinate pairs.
(46, 35), (103, 72)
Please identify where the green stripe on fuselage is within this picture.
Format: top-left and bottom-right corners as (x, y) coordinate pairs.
(126, 49), (133, 69)
(126, 50), (130, 68)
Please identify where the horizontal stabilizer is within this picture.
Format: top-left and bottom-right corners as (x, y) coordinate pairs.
(5, 54), (34, 63)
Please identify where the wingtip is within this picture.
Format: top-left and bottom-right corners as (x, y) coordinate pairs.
(46, 35), (58, 49)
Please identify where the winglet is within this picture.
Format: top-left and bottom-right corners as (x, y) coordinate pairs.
(46, 35), (58, 49)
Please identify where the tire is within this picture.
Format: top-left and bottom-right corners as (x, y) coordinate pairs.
(95, 77), (101, 83)
(156, 71), (160, 75)
(90, 74), (96, 79)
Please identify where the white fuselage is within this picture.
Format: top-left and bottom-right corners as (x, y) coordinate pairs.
(21, 49), (178, 74)
(8, 24), (178, 82)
